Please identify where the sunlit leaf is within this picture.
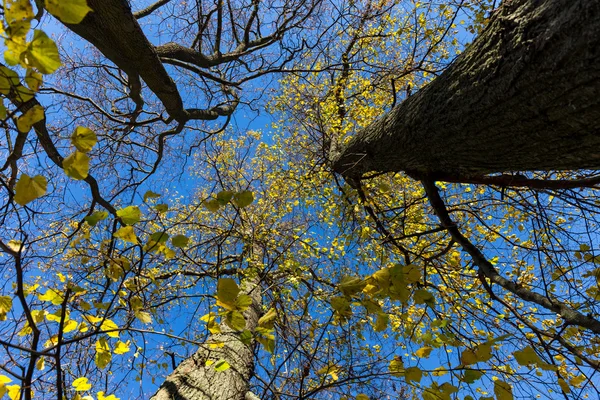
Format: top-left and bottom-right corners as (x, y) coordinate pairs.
(338, 276), (367, 297)
(63, 151), (89, 180)
(214, 359), (230, 372)
(135, 310), (152, 324)
(95, 337), (111, 369)
(16, 105), (44, 132)
(26, 30), (61, 74)
(71, 126), (97, 152)
(84, 211), (108, 226)
(113, 226), (137, 244)
(216, 278), (240, 309)
(226, 310), (246, 331)
(72, 377), (91, 392)
(116, 206), (141, 225)
(415, 346), (432, 358)
(0, 296), (12, 321)
(258, 308), (277, 329)
(44, 0), (93, 24)
(143, 190), (161, 202)
(113, 341), (131, 355)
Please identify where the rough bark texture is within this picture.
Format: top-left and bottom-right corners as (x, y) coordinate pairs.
(150, 278), (262, 400)
(331, 0), (600, 179)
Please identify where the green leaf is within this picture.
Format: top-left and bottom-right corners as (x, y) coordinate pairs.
(338, 276), (367, 297)
(14, 174), (47, 205)
(44, 0), (93, 24)
(25, 68), (42, 92)
(235, 294), (253, 311)
(494, 380), (514, 400)
(116, 206), (141, 225)
(413, 289), (435, 305)
(356, 395), (369, 400)
(0, 99), (6, 120)
(5, 0), (34, 25)
(63, 151), (89, 180)
(513, 346), (541, 366)
(143, 190), (160, 202)
(84, 211), (108, 226)
(71, 126), (97, 152)
(374, 312), (389, 332)
(216, 190), (234, 205)
(404, 366), (422, 384)
(171, 234), (189, 248)
(0, 66), (20, 95)
(233, 190), (254, 208)
(72, 377), (91, 392)
(226, 310), (246, 331)
(154, 203), (168, 213)
(203, 199), (221, 212)
(216, 278), (240, 309)
(213, 359), (231, 372)
(113, 226), (137, 244)
(149, 231), (169, 244)
(26, 30), (61, 74)
(461, 369), (483, 383)
(16, 105), (44, 132)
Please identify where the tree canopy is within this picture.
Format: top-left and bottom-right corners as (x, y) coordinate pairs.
(1, 0), (600, 400)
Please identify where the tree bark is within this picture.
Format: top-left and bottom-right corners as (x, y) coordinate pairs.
(150, 277), (262, 400)
(331, 0), (600, 180)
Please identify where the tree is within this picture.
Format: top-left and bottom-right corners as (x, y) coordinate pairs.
(2, 0), (600, 399)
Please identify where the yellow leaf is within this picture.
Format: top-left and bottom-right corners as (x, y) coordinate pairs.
(214, 359), (231, 372)
(113, 340), (130, 355)
(16, 104), (44, 132)
(356, 395), (369, 400)
(134, 310), (152, 324)
(216, 278), (240, 309)
(6, 384), (20, 400)
(389, 357), (404, 377)
(116, 206), (141, 225)
(71, 126), (97, 152)
(25, 30), (61, 74)
(97, 391), (120, 400)
(44, 0), (93, 24)
(95, 337), (111, 369)
(415, 346), (432, 358)
(63, 319), (78, 333)
(38, 288), (63, 305)
(100, 319), (119, 338)
(113, 226), (137, 244)
(35, 357), (45, 370)
(0, 296), (12, 321)
(14, 174), (47, 206)
(25, 68), (42, 92)
(72, 377), (91, 392)
(257, 308), (277, 329)
(225, 310), (246, 331)
(63, 151), (89, 180)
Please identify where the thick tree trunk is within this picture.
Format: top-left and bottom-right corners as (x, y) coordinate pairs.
(150, 278), (262, 400)
(331, 0), (600, 180)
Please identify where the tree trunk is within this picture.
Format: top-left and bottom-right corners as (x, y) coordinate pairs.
(331, 0), (600, 180)
(150, 277), (262, 400)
